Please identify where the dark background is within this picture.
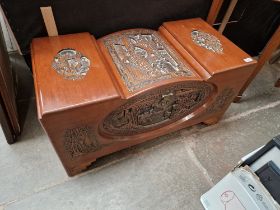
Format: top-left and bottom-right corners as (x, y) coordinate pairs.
(1, 0), (280, 56)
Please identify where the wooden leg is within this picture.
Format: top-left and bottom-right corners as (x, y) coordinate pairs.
(207, 0), (224, 25)
(65, 160), (96, 177)
(233, 95), (242, 103)
(203, 116), (220, 125)
(269, 50), (280, 64)
(237, 26), (280, 98)
(275, 79), (280, 87)
(218, 0), (239, 33)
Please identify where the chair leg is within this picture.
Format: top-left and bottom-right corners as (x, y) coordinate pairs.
(206, 0), (224, 25)
(275, 79), (280, 87)
(237, 26), (280, 99)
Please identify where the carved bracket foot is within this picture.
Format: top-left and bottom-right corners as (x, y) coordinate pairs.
(66, 160), (96, 176)
(203, 117), (220, 125)
(233, 95), (242, 103)
(275, 79), (280, 87)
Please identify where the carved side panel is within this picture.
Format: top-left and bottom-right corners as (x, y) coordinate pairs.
(206, 88), (235, 114)
(101, 82), (214, 136)
(102, 29), (193, 92)
(64, 126), (100, 158)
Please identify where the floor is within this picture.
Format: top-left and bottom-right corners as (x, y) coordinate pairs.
(0, 54), (280, 210)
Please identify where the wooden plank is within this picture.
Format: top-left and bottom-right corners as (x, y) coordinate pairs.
(40, 6), (58, 36)
(207, 0), (224, 25)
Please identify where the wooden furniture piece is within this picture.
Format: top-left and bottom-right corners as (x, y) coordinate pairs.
(236, 25), (280, 100)
(275, 79), (280, 87)
(207, 0), (239, 34)
(31, 18), (257, 176)
(0, 23), (20, 143)
(270, 48), (280, 87)
(218, 0), (239, 33)
(207, 0), (224, 25)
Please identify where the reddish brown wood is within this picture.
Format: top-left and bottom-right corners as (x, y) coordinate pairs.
(207, 0), (224, 25)
(0, 25), (20, 142)
(31, 33), (119, 117)
(162, 18), (256, 75)
(218, 0), (238, 33)
(237, 25), (280, 99)
(275, 78), (280, 87)
(31, 19), (257, 176)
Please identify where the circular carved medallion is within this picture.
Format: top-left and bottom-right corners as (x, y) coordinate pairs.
(100, 82), (214, 136)
(52, 49), (90, 80)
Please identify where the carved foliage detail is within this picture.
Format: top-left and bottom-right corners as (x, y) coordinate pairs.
(102, 29), (193, 92)
(64, 126), (100, 158)
(52, 49), (90, 80)
(101, 82), (214, 136)
(206, 88), (235, 114)
(191, 30), (223, 54)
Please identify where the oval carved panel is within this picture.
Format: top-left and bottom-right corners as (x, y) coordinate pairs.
(100, 82), (214, 136)
(191, 30), (223, 54)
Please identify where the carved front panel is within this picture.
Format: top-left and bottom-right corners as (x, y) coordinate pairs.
(102, 29), (193, 92)
(101, 82), (214, 136)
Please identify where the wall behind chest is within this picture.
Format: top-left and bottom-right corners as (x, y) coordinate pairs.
(0, 0), (212, 55)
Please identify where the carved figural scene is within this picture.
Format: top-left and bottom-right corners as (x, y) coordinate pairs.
(102, 29), (193, 92)
(191, 30), (223, 54)
(52, 48), (90, 80)
(101, 82), (214, 136)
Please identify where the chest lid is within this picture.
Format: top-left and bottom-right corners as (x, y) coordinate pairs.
(161, 18), (257, 75)
(31, 33), (119, 117)
(98, 29), (201, 96)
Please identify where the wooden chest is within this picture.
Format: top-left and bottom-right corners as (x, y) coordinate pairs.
(31, 18), (257, 176)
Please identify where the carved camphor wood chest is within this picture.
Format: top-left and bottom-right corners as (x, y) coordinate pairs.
(31, 18), (257, 176)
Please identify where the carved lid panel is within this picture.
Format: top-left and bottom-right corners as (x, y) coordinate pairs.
(162, 18), (256, 75)
(31, 33), (119, 115)
(101, 29), (194, 92)
(100, 81), (214, 137)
